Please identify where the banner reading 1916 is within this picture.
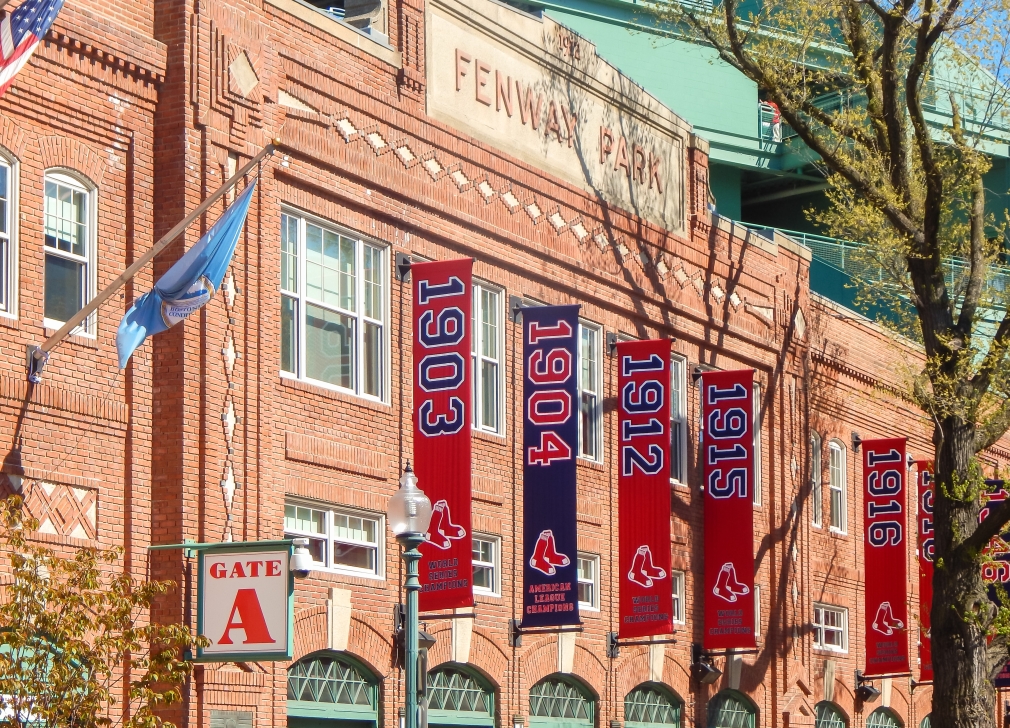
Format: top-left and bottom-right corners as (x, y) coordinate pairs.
(522, 304), (581, 627)
(413, 258), (474, 612)
(915, 461), (934, 683)
(617, 339), (673, 638)
(863, 437), (908, 677)
(701, 368), (756, 650)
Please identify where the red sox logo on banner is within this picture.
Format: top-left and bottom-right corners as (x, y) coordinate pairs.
(862, 438), (909, 677)
(701, 368), (756, 650)
(617, 339), (673, 639)
(915, 461), (934, 683)
(412, 259), (474, 612)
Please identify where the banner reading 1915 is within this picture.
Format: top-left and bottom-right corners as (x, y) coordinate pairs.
(522, 304), (581, 627)
(617, 339), (673, 638)
(701, 368), (756, 650)
(915, 461), (934, 683)
(863, 437), (908, 677)
(413, 258), (474, 612)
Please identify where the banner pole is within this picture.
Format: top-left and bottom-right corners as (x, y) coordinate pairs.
(27, 140), (279, 382)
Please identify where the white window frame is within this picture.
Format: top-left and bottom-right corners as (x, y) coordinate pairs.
(576, 552), (600, 611)
(283, 499), (385, 579)
(671, 570), (686, 624)
(0, 152), (17, 319)
(829, 440), (847, 534)
(279, 209), (389, 402)
(471, 533), (500, 597)
(471, 281), (504, 435)
(754, 583), (761, 637)
(43, 170), (96, 335)
(753, 381), (763, 506)
(811, 431), (823, 528)
(670, 354), (688, 485)
(813, 603), (848, 652)
(577, 320), (603, 462)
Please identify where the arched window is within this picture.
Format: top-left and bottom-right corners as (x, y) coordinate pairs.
(814, 702), (847, 728)
(810, 432), (822, 527)
(625, 683), (683, 727)
(427, 665), (495, 727)
(43, 169), (95, 333)
(707, 690), (757, 728)
(287, 652), (379, 726)
(920, 715), (931, 728)
(866, 708), (903, 728)
(0, 148), (17, 317)
(529, 675), (594, 728)
(828, 440), (847, 533)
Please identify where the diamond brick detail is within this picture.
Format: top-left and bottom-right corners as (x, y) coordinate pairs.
(525, 202), (542, 221)
(594, 232), (609, 250)
(395, 145), (416, 165)
(549, 212), (566, 231)
(674, 268), (689, 286)
(571, 222), (589, 241)
(221, 463), (236, 509)
(335, 118), (358, 141)
(711, 283), (725, 301)
(656, 259), (669, 276)
(223, 271), (236, 308)
(502, 190), (520, 210)
(423, 157), (443, 179)
(450, 169), (470, 189)
(730, 291), (743, 308)
(692, 277), (705, 296)
(223, 399), (236, 441)
(478, 181), (496, 199)
(365, 131), (387, 152)
(222, 333), (237, 374)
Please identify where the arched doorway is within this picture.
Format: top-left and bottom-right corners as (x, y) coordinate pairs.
(920, 715), (931, 728)
(866, 708), (903, 728)
(427, 664), (496, 728)
(813, 702), (847, 728)
(624, 682), (683, 728)
(707, 690), (757, 728)
(287, 651), (380, 728)
(529, 675), (595, 728)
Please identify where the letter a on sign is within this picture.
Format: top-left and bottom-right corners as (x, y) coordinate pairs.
(197, 546), (293, 661)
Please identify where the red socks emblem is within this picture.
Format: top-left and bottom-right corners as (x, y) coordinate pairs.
(627, 545), (666, 588)
(712, 561), (750, 603)
(530, 529), (570, 576)
(424, 499), (466, 550)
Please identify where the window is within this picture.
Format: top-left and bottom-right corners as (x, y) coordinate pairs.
(814, 703), (847, 728)
(0, 155), (15, 316)
(707, 691), (756, 728)
(752, 382), (762, 505)
(302, 0), (389, 43)
(754, 584), (761, 637)
(813, 603), (847, 652)
(866, 709), (902, 728)
(472, 534), (500, 596)
(283, 501), (383, 577)
(811, 432), (823, 527)
(280, 211), (386, 400)
(670, 355), (688, 484)
(829, 441), (847, 533)
(44, 171), (93, 331)
(472, 282), (503, 433)
(529, 677), (594, 724)
(428, 667), (494, 725)
(671, 570), (685, 624)
(578, 322), (602, 461)
(577, 553), (599, 610)
(625, 684), (683, 726)
(287, 652), (379, 722)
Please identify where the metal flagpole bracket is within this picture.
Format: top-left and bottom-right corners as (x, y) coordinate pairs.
(396, 252), (412, 282)
(509, 296), (525, 323)
(417, 611), (477, 621)
(26, 345), (48, 384)
(605, 332), (618, 356)
(510, 619), (582, 648)
(607, 632), (619, 658)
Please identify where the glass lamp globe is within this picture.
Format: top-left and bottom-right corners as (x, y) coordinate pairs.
(388, 463), (433, 536)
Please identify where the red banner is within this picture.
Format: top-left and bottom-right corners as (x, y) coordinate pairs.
(701, 369), (756, 650)
(863, 437), (909, 676)
(617, 340), (673, 638)
(413, 259), (473, 611)
(915, 461), (934, 682)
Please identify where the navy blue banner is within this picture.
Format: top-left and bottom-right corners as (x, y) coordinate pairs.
(522, 304), (581, 627)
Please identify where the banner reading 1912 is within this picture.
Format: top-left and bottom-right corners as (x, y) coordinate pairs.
(863, 437), (908, 677)
(413, 258), (474, 612)
(617, 339), (673, 638)
(522, 304), (581, 627)
(915, 461), (934, 683)
(701, 368), (756, 650)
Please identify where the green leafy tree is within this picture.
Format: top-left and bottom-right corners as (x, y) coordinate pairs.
(0, 496), (205, 728)
(645, 0), (1010, 724)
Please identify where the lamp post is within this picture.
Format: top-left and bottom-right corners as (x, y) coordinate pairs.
(388, 463), (433, 728)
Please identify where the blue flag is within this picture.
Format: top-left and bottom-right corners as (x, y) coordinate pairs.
(117, 180), (257, 368)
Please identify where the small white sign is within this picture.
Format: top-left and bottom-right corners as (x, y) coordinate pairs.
(198, 548), (292, 660)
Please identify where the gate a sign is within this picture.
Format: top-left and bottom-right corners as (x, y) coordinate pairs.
(197, 545), (294, 661)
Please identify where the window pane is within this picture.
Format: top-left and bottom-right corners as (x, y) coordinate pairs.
(305, 223), (324, 301)
(333, 513), (377, 543)
(482, 289), (498, 359)
(473, 564), (493, 589)
(578, 581), (593, 605)
(581, 392), (598, 458)
(581, 327), (597, 393)
(333, 542), (376, 571)
(481, 360), (498, 430)
(671, 420), (683, 481)
(670, 358), (684, 419)
(305, 303), (354, 388)
(339, 235), (356, 311)
(323, 229), (341, 306)
(363, 244), (382, 320)
(281, 296), (297, 374)
(363, 321), (382, 398)
(280, 214), (299, 293)
(45, 181), (88, 257)
(44, 254), (84, 322)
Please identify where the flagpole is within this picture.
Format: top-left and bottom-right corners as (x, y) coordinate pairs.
(27, 140), (279, 382)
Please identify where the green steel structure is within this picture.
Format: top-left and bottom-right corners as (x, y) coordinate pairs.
(624, 683), (683, 728)
(529, 676), (595, 728)
(427, 666), (496, 727)
(286, 652), (380, 727)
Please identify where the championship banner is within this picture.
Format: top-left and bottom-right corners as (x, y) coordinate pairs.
(522, 304), (581, 627)
(863, 438), (909, 677)
(980, 480), (1010, 686)
(915, 461), (934, 683)
(617, 340), (673, 638)
(413, 259), (473, 611)
(701, 369), (756, 650)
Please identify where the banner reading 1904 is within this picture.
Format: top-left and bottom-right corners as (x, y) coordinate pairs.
(522, 304), (581, 628)
(863, 437), (908, 677)
(413, 258), (474, 612)
(701, 368), (756, 650)
(617, 339), (673, 638)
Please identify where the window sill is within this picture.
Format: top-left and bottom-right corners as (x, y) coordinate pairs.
(474, 590), (500, 601)
(577, 457), (605, 472)
(299, 567), (386, 584)
(829, 528), (848, 539)
(44, 324), (98, 349)
(473, 427), (507, 445)
(0, 313), (17, 330)
(671, 479), (690, 493)
(264, 0), (402, 68)
(813, 646), (848, 656)
(579, 605), (601, 617)
(279, 375), (390, 411)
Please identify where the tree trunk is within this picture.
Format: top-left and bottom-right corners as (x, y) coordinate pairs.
(932, 419), (997, 728)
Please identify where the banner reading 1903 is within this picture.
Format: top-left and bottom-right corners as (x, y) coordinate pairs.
(915, 461), (934, 683)
(701, 368), (756, 650)
(617, 340), (673, 638)
(522, 304), (580, 627)
(863, 437), (908, 677)
(413, 258), (474, 612)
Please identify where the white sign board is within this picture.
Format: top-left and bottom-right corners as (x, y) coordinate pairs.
(197, 547), (293, 661)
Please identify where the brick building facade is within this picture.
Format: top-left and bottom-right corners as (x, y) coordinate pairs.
(0, 0), (1000, 727)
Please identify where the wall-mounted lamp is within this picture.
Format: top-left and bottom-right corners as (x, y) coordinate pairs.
(513, 715), (526, 728)
(855, 670), (880, 703)
(691, 643), (722, 684)
(692, 363), (718, 385)
(851, 432), (863, 453)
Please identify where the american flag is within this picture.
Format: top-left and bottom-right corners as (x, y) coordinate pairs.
(0, 0), (66, 98)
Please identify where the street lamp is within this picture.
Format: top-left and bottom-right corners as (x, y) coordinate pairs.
(388, 462), (433, 728)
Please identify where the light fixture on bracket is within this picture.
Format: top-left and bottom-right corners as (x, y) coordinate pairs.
(855, 670), (880, 703)
(691, 643), (722, 684)
(851, 431), (863, 453)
